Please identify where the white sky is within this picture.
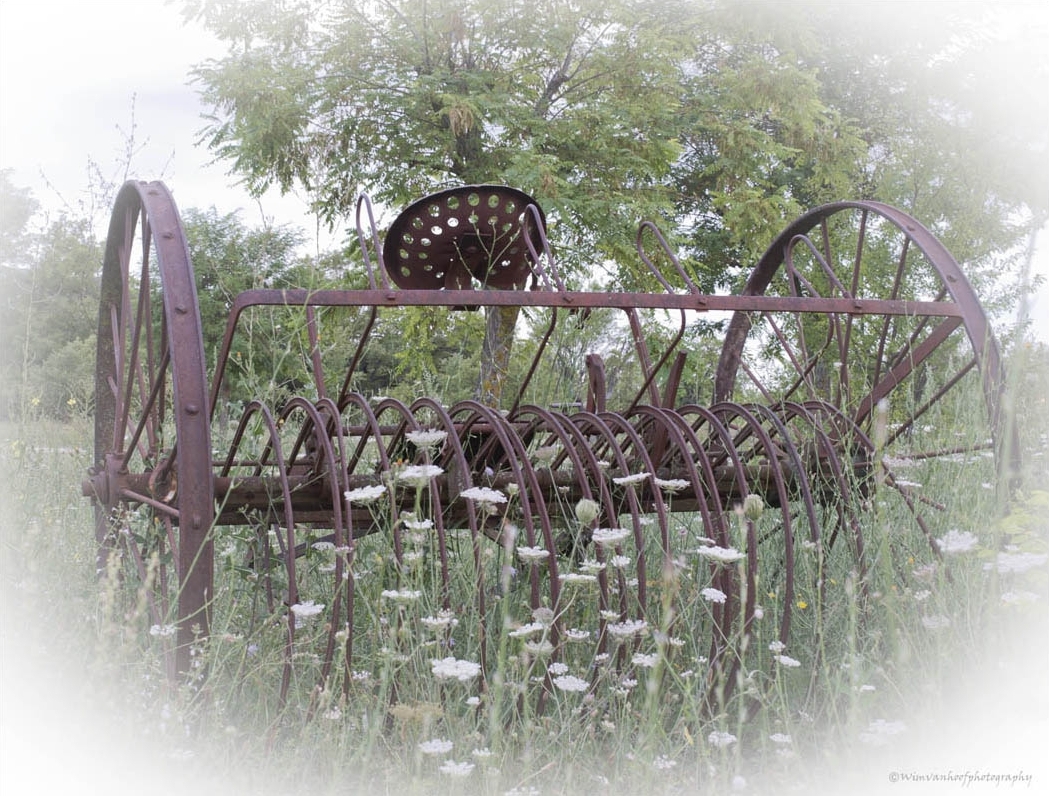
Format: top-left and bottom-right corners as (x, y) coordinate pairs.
(1, 0), (1047, 337)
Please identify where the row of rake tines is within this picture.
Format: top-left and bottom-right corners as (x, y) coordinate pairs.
(208, 391), (916, 717)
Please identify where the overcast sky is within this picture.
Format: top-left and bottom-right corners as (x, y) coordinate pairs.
(1, 0), (1047, 337)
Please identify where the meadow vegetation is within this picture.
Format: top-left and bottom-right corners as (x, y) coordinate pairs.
(2, 364), (1046, 795)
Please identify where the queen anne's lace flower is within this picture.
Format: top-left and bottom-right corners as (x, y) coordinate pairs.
(552, 674), (589, 693)
(290, 600), (324, 618)
(508, 622), (545, 639)
(418, 738), (453, 756)
(397, 464), (444, 487)
(606, 619), (648, 639)
(592, 527), (630, 547)
(701, 587), (727, 604)
(516, 546), (550, 562)
(438, 760), (475, 777)
(344, 484), (387, 504)
(631, 652), (659, 668)
(707, 730), (737, 748)
(405, 429), (448, 450)
(935, 529), (979, 554)
(986, 551), (1048, 574)
(654, 478), (689, 492)
(774, 654), (802, 668)
(381, 589), (422, 603)
(420, 610), (459, 632)
(430, 657), (481, 681)
(460, 486), (508, 506)
(560, 572), (598, 585)
(613, 472), (650, 486)
(696, 545), (745, 563)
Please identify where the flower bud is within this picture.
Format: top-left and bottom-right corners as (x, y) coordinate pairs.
(742, 494), (764, 521)
(575, 498), (600, 526)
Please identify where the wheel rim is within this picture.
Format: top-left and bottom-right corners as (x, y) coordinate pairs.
(91, 180), (213, 673)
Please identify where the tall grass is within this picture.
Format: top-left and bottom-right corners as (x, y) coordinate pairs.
(2, 387), (1047, 796)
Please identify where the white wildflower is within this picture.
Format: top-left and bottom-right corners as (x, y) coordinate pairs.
(560, 572), (598, 585)
(606, 619), (648, 639)
(654, 478), (689, 493)
(344, 484), (387, 504)
(986, 551), (1048, 574)
(430, 657), (481, 681)
(516, 545), (550, 562)
(438, 760), (474, 777)
(696, 545), (745, 564)
(533, 445), (560, 466)
(405, 429), (447, 450)
(631, 652), (659, 668)
(381, 589), (422, 603)
(553, 674), (590, 693)
(769, 733), (791, 744)
(579, 559), (606, 574)
(653, 754), (678, 770)
(397, 464), (444, 487)
(548, 662), (569, 676)
(524, 639), (554, 656)
(471, 747), (493, 759)
(509, 622), (545, 639)
(774, 654), (802, 668)
(609, 555), (631, 568)
(707, 730), (738, 748)
(418, 738), (453, 756)
(460, 486), (508, 506)
(402, 516), (434, 531)
(935, 529), (979, 555)
(420, 610), (459, 632)
(701, 587), (727, 604)
(613, 472), (650, 486)
(149, 624), (176, 638)
(565, 628), (591, 642)
(290, 600), (325, 619)
(591, 527), (630, 547)
(768, 640), (786, 653)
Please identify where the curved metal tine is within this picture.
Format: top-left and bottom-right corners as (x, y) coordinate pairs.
(355, 192), (388, 290)
(522, 204), (566, 292)
(336, 307), (379, 410)
(636, 220), (700, 294)
(626, 308), (687, 414)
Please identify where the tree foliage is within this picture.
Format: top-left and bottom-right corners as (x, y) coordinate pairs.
(184, 0), (1046, 285)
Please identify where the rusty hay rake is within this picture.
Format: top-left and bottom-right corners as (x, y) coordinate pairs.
(83, 181), (1013, 712)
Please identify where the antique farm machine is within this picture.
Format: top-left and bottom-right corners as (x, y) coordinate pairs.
(83, 181), (1013, 710)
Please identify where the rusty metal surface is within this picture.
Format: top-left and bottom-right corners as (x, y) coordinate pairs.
(84, 182), (1011, 710)
(383, 185), (546, 290)
(89, 181), (214, 674)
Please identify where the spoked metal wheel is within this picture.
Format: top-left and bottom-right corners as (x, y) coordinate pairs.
(85, 181), (214, 675)
(713, 201), (1013, 584)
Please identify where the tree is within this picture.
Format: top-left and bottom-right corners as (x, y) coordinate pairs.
(183, 0), (1048, 407)
(0, 174), (101, 420)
